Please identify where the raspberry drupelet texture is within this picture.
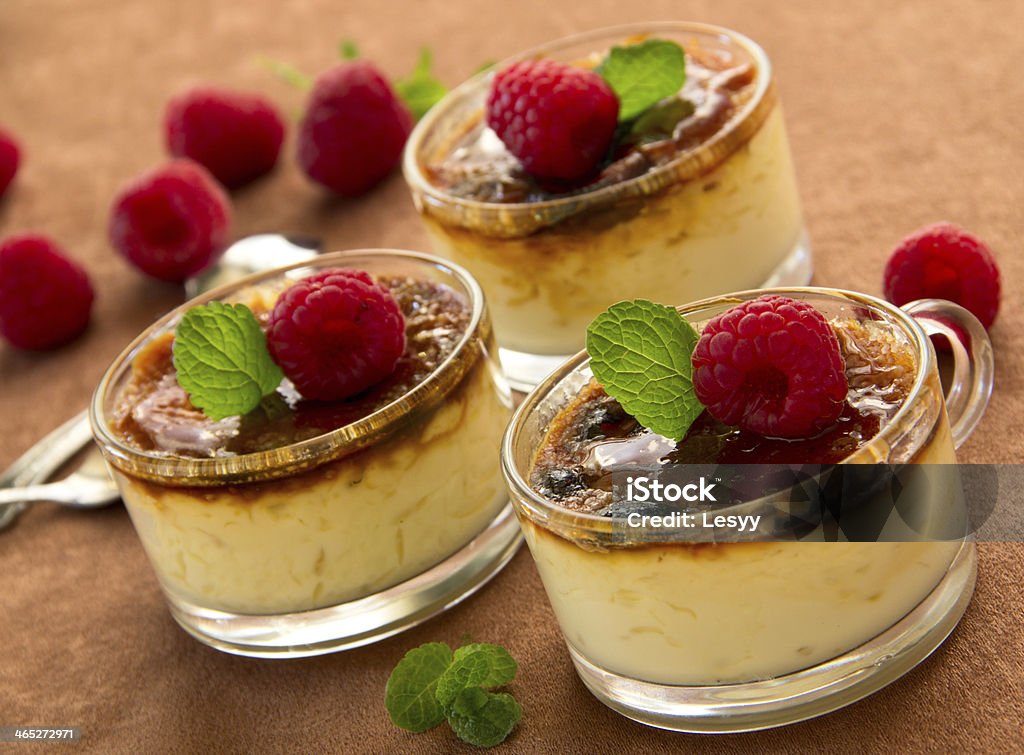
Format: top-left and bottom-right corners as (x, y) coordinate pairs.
(692, 295), (849, 439)
(164, 87), (286, 189)
(486, 60), (619, 183)
(0, 126), (20, 198)
(109, 159), (231, 283)
(883, 222), (1000, 330)
(267, 269), (406, 401)
(297, 62), (414, 197)
(0, 234), (94, 350)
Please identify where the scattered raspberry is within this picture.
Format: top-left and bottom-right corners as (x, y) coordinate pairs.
(267, 269), (406, 401)
(0, 234), (94, 350)
(692, 295), (848, 439)
(0, 126), (20, 198)
(164, 87), (286, 189)
(883, 222), (1000, 330)
(109, 159), (231, 283)
(296, 62), (413, 196)
(486, 60), (619, 183)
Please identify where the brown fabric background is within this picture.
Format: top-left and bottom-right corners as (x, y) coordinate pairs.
(1, 0), (1022, 751)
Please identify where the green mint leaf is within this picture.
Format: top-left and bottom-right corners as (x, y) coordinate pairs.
(384, 642), (454, 733)
(394, 47), (448, 120)
(340, 40), (359, 60)
(598, 39), (686, 122)
(258, 57), (313, 91)
(435, 644), (518, 710)
(586, 299), (703, 441)
(172, 302), (284, 421)
(447, 688), (522, 748)
(628, 97), (696, 143)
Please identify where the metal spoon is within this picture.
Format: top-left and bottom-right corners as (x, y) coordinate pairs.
(0, 234), (320, 532)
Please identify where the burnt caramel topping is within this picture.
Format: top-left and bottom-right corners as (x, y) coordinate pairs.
(111, 276), (471, 458)
(531, 320), (917, 513)
(425, 43), (758, 204)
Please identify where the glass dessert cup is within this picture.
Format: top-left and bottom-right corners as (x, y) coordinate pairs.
(404, 22), (811, 391)
(501, 288), (993, 732)
(90, 250), (520, 658)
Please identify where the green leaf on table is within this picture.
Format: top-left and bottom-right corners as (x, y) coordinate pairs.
(447, 687), (523, 748)
(384, 642), (454, 732)
(340, 40), (360, 60)
(258, 57), (313, 91)
(435, 644), (518, 709)
(598, 38), (686, 121)
(172, 302), (284, 421)
(585, 299), (703, 441)
(395, 47), (448, 120)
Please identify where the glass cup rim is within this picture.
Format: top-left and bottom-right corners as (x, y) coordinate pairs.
(402, 20), (773, 220)
(500, 286), (937, 534)
(90, 249), (487, 486)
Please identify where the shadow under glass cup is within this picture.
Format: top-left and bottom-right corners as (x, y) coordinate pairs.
(90, 250), (521, 658)
(404, 22), (811, 391)
(501, 288), (993, 732)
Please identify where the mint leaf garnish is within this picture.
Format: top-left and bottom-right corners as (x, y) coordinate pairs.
(586, 299), (703, 441)
(384, 642), (453, 733)
(395, 48), (448, 120)
(628, 97), (696, 143)
(172, 302), (284, 421)
(385, 639), (521, 746)
(447, 688), (523, 748)
(598, 39), (686, 122)
(340, 40), (359, 60)
(436, 644), (518, 709)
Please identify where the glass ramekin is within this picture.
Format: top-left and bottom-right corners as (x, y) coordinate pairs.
(404, 22), (811, 390)
(91, 250), (521, 657)
(501, 288), (993, 731)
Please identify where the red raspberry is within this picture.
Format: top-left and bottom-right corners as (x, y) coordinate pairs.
(0, 126), (20, 198)
(883, 222), (1000, 330)
(296, 62), (413, 196)
(109, 159), (231, 283)
(692, 295), (848, 439)
(267, 269), (406, 401)
(0, 234), (94, 350)
(486, 60), (619, 183)
(164, 87), (286, 189)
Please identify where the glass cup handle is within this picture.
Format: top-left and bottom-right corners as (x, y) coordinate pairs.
(902, 299), (995, 449)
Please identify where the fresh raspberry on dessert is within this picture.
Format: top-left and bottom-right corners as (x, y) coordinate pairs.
(267, 269), (406, 401)
(296, 62), (413, 196)
(692, 295), (848, 439)
(164, 87), (286, 189)
(109, 159), (231, 283)
(883, 222), (1000, 330)
(485, 60), (619, 183)
(0, 126), (20, 198)
(0, 234), (94, 350)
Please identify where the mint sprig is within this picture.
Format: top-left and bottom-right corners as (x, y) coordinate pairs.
(383, 642), (453, 733)
(586, 299), (703, 441)
(172, 302), (284, 421)
(386, 640), (521, 747)
(395, 48), (449, 120)
(598, 39), (686, 122)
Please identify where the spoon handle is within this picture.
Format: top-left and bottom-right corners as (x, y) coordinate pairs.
(0, 411), (93, 531)
(0, 481), (77, 506)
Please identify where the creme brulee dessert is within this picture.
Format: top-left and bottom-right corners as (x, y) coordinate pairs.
(511, 298), (963, 686)
(405, 23), (808, 384)
(98, 261), (511, 617)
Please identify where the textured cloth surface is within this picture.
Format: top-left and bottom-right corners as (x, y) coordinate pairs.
(1, 0), (1022, 752)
